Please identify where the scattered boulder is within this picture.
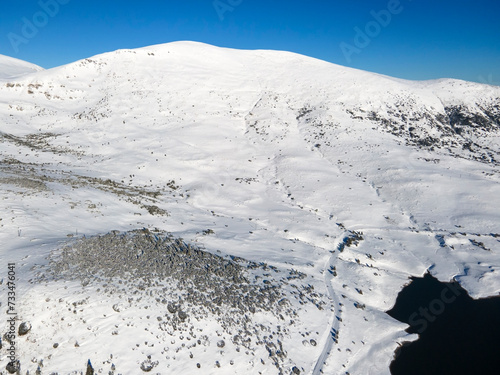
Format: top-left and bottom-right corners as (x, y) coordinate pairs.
(140, 359), (157, 372)
(167, 303), (177, 314)
(217, 340), (225, 348)
(85, 359), (94, 375)
(178, 310), (188, 321)
(18, 322), (31, 336)
(6, 360), (20, 374)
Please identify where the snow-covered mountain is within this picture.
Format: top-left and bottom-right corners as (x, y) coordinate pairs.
(0, 54), (43, 79)
(0, 41), (499, 374)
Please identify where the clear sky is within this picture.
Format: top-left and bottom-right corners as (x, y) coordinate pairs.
(1, 0), (499, 84)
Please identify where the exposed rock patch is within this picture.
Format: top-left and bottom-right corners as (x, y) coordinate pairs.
(30, 229), (327, 374)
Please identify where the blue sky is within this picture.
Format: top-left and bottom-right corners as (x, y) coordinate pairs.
(1, 0), (499, 84)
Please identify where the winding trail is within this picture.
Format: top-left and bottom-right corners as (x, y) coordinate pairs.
(239, 83), (348, 374)
(311, 232), (345, 375)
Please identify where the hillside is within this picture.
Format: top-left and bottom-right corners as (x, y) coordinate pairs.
(0, 41), (499, 374)
(0, 54), (43, 79)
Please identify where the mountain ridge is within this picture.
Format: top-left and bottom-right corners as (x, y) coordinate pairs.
(3, 41), (498, 167)
(0, 41), (499, 374)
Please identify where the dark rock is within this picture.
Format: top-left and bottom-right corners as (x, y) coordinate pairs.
(6, 360), (21, 374)
(217, 340), (225, 348)
(140, 359), (157, 372)
(18, 322), (31, 336)
(85, 359), (94, 375)
(178, 310), (187, 321)
(167, 304), (177, 314)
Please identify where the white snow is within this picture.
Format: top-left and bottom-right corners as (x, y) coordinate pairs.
(0, 54), (43, 80)
(0, 41), (499, 374)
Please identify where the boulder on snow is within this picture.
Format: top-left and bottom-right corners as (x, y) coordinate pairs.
(18, 322), (31, 336)
(6, 360), (21, 374)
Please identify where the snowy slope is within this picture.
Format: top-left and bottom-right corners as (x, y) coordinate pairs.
(0, 54), (43, 79)
(0, 41), (499, 374)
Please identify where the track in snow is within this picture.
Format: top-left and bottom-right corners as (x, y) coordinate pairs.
(311, 233), (344, 375)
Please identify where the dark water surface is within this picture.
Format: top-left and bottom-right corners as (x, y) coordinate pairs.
(387, 273), (500, 375)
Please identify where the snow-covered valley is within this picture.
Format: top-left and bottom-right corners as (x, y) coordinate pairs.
(0, 41), (499, 374)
